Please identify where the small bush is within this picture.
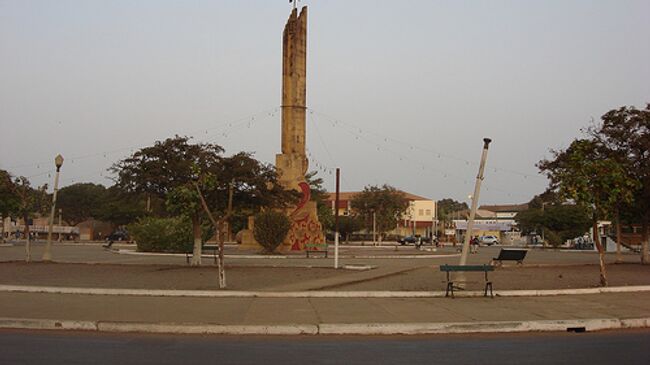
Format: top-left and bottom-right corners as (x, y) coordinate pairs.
(253, 211), (291, 253)
(129, 216), (193, 253)
(544, 230), (563, 247)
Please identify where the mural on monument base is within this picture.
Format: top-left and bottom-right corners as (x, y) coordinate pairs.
(287, 181), (324, 251)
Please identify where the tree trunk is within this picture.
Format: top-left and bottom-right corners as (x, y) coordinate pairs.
(615, 210), (622, 263)
(217, 221), (226, 289)
(23, 213), (31, 263)
(641, 221), (649, 265)
(191, 214), (202, 266)
(593, 220), (608, 287)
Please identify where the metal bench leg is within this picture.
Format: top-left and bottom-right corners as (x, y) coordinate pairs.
(446, 282), (454, 298)
(485, 282), (493, 298)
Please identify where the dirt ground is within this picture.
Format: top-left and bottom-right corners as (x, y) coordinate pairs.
(329, 263), (650, 291)
(1, 261), (649, 292)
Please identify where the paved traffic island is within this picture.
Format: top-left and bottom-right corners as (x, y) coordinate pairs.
(1, 261), (649, 292)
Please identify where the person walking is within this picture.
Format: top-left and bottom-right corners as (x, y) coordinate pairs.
(470, 236), (479, 254)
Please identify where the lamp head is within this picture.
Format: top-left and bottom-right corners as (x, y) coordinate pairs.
(54, 154), (64, 169)
(483, 138), (492, 149)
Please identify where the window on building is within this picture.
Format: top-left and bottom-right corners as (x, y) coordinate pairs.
(419, 209), (424, 216)
(426, 209), (431, 216)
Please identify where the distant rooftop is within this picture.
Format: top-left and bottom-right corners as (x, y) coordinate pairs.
(478, 204), (529, 213)
(326, 191), (430, 201)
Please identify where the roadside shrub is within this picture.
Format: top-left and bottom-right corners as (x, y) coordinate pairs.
(129, 216), (193, 253)
(253, 211), (291, 253)
(545, 230), (563, 247)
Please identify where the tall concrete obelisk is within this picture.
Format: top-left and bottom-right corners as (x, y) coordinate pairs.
(276, 6), (324, 251)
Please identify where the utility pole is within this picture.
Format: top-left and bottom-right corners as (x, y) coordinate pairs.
(44, 154), (64, 262)
(334, 168), (340, 269)
(458, 139), (492, 283)
(226, 179), (234, 243)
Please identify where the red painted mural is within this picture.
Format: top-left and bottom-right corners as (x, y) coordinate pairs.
(288, 182), (324, 251)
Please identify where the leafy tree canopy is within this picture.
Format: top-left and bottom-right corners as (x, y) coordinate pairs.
(111, 135), (224, 199)
(0, 170), (20, 217)
(589, 104), (650, 225)
(57, 183), (108, 225)
(350, 184), (409, 237)
(515, 201), (591, 246)
(437, 198), (469, 221)
(538, 138), (638, 221)
(306, 171), (333, 231)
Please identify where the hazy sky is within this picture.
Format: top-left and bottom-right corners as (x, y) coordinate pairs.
(1, 0), (649, 205)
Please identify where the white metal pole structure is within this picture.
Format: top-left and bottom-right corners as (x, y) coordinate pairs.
(459, 138), (492, 272)
(58, 209), (62, 242)
(372, 211), (377, 246)
(334, 168), (340, 269)
(44, 154), (64, 262)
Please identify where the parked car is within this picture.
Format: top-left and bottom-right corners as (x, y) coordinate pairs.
(572, 236), (594, 250)
(478, 235), (499, 246)
(398, 235), (436, 245)
(105, 230), (129, 243)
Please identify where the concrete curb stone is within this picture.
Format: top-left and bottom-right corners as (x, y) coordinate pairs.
(1, 317), (648, 336)
(2, 284), (650, 299)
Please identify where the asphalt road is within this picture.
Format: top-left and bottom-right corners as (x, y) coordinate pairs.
(2, 329), (649, 365)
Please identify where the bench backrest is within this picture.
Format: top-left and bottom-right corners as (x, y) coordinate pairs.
(440, 264), (494, 272)
(305, 243), (328, 249)
(496, 249), (527, 261)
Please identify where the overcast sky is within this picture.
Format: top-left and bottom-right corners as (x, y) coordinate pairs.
(1, 0), (649, 205)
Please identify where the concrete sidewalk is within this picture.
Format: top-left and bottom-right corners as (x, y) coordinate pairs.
(2, 244), (649, 335)
(1, 290), (649, 335)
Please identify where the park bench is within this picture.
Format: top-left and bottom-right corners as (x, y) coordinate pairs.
(185, 244), (219, 264)
(491, 248), (527, 266)
(439, 264), (494, 298)
(305, 243), (328, 258)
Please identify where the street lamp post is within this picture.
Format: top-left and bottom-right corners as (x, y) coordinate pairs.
(458, 139), (492, 284)
(58, 209), (62, 242)
(44, 154), (63, 261)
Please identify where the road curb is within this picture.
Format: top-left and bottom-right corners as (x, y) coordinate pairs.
(1, 317), (648, 336)
(2, 284), (650, 298)
(115, 249), (459, 260)
(0, 318), (97, 331)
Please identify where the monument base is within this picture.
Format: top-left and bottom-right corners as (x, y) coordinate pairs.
(238, 199), (324, 252)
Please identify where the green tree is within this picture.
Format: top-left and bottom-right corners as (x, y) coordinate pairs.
(195, 152), (298, 244)
(539, 139), (638, 286)
(11, 177), (50, 261)
(338, 215), (362, 243)
(436, 198), (469, 233)
(0, 170), (19, 216)
(516, 201), (591, 247)
(111, 136), (224, 266)
(57, 183), (108, 225)
(95, 185), (150, 226)
(590, 104), (650, 263)
(306, 171), (333, 232)
(0, 170), (20, 243)
(253, 210), (291, 254)
(351, 185), (409, 241)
